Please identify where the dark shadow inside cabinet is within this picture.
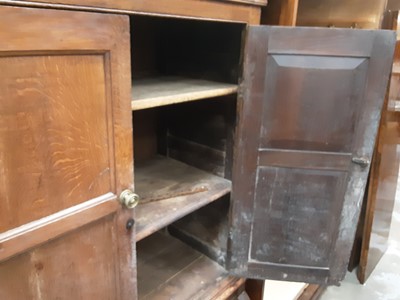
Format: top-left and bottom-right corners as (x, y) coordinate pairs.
(168, 195), (231, 267)
(130, 15), (243, 81)
(130, 15), (244, 111)
(130, 14), (244, 300)
(137, 218), (242, 300)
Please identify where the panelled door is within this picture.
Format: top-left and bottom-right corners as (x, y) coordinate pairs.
(0, 6), (135, 299)
(229, 26), (395, 285)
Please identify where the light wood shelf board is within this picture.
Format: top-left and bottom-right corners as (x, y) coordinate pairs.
(132, 76), (238, 110)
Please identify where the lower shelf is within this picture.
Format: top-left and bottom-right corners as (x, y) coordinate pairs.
(137, 232), (244, 300)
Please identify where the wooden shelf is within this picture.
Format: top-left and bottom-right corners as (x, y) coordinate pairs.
(135, 156), (231, 241)
(137, 232), (245, 300)
(131, 76), (238, 110)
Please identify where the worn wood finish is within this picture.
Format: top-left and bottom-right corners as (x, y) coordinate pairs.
(229, 26), (395, 285)
(261, 0), (298, 26)
(0, 54), (113, 232)
(0, 0), (262, 24)
(135, 156), (231, 241)
(135, 155), (230, 203)
(137, 232), (245, 300)
(0, 6), (135, 299)
(131, 77), (238, 110)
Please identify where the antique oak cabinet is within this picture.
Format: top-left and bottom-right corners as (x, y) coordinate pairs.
(0, 1), (395, 299)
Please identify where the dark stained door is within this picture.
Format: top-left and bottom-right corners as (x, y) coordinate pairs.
(228, 26), (395, 285)
(0, 6), (135, 299)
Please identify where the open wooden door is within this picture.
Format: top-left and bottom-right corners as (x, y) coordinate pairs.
(228, 26), (395, 285)
(0, 6), (135, 299)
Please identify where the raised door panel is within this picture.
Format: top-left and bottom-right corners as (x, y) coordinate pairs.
(0, 54), (112, 231)
(0, 6), (134, 299)
(229, 26), (395, 284)
(0, 218), (118, 299)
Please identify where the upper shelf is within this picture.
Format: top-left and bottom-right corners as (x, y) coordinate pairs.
(131, 76), (238, 111)
(135, 156), (231, 241)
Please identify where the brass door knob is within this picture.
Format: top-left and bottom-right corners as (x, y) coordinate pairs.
(119, 189), (139, 209)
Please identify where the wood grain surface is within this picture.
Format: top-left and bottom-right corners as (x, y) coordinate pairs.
(0, 6), (135, 299)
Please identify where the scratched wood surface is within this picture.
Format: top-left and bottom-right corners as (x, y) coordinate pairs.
(0, 54), (111, 231)
(0, 6), (135, 299)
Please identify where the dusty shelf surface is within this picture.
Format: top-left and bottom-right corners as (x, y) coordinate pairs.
(134, 156), (231, 241)
(131, 76), (238, 110)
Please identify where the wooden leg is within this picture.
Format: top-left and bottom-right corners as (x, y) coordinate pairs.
(245, 279), (264, 300)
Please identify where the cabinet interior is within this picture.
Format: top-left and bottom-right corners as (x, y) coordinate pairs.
(169, 195), (231, 267)
(133, 97), (236, 242)
(137, 229), (244, 300)
(130, 15), (244, 299)
(130, 15), (243, 110)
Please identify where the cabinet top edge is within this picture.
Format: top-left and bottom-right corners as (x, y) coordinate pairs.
(0, 0), (263, 24)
